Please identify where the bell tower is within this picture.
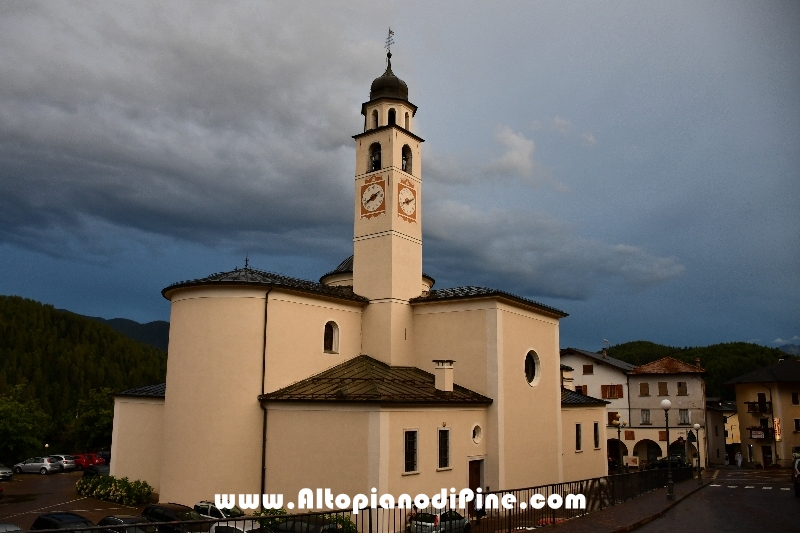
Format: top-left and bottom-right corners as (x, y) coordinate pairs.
(352, 48), (425, 366)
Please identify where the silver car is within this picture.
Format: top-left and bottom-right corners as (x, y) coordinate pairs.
(193, 501), (257, 533)
(407, 511), (470, 533)
(12, 457), (60, 475)
(0, 524), (23, 532)
(0, 464), (13, 481)
(49, 455), (76, 471)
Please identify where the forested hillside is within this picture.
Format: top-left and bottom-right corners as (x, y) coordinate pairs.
(606, 341), (790, 400)
(0, 295), (167, 462)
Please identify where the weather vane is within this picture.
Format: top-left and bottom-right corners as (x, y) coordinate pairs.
(385, 28), (394, 55)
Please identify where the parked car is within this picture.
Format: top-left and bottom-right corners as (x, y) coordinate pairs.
(49, 455), (77, 471)
(791, 457), (800, 497)
(407, 511), (470, 533)
(30, 512), (96, 531)
(645, 455), (688, 470)
(0, 463), (13, 481)
(141, 503), (207, 533)
(272, 516), (341, 533)
(97, 515), (156, 533)
(82, 465), (111, 478)
(0, 524), (23, 532)
(13, 457), (61, 475)
(97, 450), (111, 464)
(72, 454), (104, 470)
(193, 502), (256, 533)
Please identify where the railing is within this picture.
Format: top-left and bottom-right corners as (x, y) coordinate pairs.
(20, 467), (695, 533)
(747, 427), (775, 440)
(745, 401), (772, 413)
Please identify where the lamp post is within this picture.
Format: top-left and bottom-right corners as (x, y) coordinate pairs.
(661, 399), (674, 500)
(44, 443), (49, 455)
(612, 414), (628, 473)
(693, 423), (702, 485)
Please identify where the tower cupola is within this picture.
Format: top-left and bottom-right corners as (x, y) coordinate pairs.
(370, 52), (409, 101)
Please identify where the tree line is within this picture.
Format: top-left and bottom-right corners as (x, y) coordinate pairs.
(0, 295), (166, 464)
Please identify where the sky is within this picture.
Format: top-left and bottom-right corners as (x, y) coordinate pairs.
(0, 1), (798, 350)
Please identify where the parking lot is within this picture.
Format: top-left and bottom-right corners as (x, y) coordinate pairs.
(0, 472), (147, 530)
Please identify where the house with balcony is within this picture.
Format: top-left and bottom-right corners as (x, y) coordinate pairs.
(725, 358), (800, 467)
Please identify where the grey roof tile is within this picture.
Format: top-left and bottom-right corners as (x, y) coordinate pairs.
(561, 388), (608, 406)
(724, 358), (800, 385)
(116, 383), (166, 398)
(411, 286), (567, 317)
(560, 347), (636, 372)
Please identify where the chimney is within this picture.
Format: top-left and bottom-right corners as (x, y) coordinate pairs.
(433, 360), (455, 392)
(561, 366), (574, 388)
(695, 357), (701, 369)
(602, 348), (607, 358)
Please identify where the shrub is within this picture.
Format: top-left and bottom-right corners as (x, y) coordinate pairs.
(76, 475), (153, 505)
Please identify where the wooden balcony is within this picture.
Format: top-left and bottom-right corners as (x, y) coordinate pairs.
(744, 401), (772, 413)
(747, 426), (775, 440)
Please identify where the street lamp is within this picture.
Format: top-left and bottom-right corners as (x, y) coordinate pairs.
(612, 414), (628, 473)
(693, 423), (702, 485)
(661, 399), (674, 500)
(44, 443), (49, 455)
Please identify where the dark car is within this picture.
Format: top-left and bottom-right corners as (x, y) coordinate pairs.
(30, 512), (96, 532)
(97, 515), (156, 533)
(272, 517), (341, 533)
(82, 465), (111, 478)
(646, 455), (688, 470)
(141, 503), (207, 533)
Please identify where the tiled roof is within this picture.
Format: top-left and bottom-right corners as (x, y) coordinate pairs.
(560, 364), (574, 371)
(628, 357), (705, 375)
(724, 358), (800, 385)
(560, 347), (636, 372)
(410, 286), (567, 318)
(319, 255), (354, 281)
(116, 383), (166, 398)
(561, 388), (608, 406)
(163, 266), (368, 304)
(706, 399), (737, 412)
(259, 355), (493, 405)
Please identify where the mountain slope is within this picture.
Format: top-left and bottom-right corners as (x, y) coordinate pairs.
(80, 315), (170, 351)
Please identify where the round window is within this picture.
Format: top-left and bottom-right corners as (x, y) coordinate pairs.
(525, 351), (539, 386)
(472, 425), (482, 444)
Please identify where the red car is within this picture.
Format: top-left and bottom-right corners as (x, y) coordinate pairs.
(71, 453), (105, 470)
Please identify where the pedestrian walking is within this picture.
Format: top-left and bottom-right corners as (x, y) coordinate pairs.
(724, 452), (729, 466)
(735, 451), (743, 467)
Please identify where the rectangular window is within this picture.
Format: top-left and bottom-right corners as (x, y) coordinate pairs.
(608, 411), (618, 426)
(794, 419), (800, 432)
(575, 385), (588, 395)
(717, 449), (720, 458)
(639, 382), (650, 396)
(404, 430), (417, 473)
(679, 409), (690, 425)
(792, 392), (799, 405)
(601, 385), (624, 399)
(677, 382), (688, 396)
(576, 423), (582, 451)
(583, 364), (593, 375)
(594, 422), (600, 449)
(641, 409), (651, 425)
(438, 428), (450, 469)
(658, 382), (668, 396)
(715, 426), (719, 437)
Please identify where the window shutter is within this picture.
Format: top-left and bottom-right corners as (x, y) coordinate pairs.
(617, 384), (624, 398)
(582, 385), (588, 396)
(601, 385), (608, 398)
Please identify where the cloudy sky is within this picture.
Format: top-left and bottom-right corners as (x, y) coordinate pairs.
(0, 1), (797, 350)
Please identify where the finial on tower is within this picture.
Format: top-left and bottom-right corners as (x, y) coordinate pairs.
(385, 28), (395, 68)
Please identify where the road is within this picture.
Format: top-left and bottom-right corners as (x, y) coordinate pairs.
(637, 467), (799, 533)
(0, 471), (147, 530)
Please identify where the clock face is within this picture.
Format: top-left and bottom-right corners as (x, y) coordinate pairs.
(398, 187), (416, 216)
(361, 183), (385, 212)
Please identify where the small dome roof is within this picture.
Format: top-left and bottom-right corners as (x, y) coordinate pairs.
(370, 53), (408, 101)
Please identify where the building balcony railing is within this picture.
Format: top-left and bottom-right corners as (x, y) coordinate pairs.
(746, 426), (775, 440)
(744, 401), (772, 413)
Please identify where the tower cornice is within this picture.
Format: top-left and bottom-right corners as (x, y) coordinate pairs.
(352, 124), (425, 143)
(361, 97), (418, 117)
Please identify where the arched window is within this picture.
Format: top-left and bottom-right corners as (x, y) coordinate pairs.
(402, 145), (412, 174)
(388, 108), (396, 126)
(525, 351), (540, 386)
(404, 112), (410, 130)
(369, 143), (381, 171)
(372, 110), (379, 129)
(324, 321), (339, 353)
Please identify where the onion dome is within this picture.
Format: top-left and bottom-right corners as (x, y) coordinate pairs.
(370, 52), (409, 101)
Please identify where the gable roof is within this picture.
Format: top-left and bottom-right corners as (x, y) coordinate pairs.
(628, 356), (705, 375)
(560, 347), (636, 372)
(724, 358), (800, 385)
(259, 355), (493, 405)
(561, 388), (608, 406)
(410, 286), (567, 318)
(162, 265), (368, 304)
(116, 383), (166, 398)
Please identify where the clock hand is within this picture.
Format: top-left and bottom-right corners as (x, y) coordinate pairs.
(367, 192), (379, 203)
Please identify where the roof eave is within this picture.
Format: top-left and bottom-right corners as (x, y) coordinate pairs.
(410, 293), (567, 319)
(352, 124), (425, 143)
(360, 97), (418, 117)
(162, 281), (368, 306)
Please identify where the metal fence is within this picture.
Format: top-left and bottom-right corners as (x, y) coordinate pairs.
(21, 466), (695, 533)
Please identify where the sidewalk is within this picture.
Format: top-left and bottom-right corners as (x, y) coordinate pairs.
(549, 470), (716, 533)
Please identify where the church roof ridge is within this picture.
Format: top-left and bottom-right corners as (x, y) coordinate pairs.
(162, 265), (368, 304)
(410, 286), (567, 318)
(259, 354), (493, 405)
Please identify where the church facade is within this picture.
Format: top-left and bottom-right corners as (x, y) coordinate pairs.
(110, 53), (608, 506)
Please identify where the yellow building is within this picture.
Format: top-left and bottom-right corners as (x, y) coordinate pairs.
(110, 52), (608, 506)
(726, 358), (800, 467)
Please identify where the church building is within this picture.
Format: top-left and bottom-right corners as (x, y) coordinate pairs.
(110, 51), (608, 506)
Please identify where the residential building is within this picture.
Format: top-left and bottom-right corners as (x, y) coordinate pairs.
(111, 52), (608, 506)
(725, 358), (800, 467)
(705, 398), (738, 465)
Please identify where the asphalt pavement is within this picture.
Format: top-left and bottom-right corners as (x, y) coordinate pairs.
(0, 471), (147, 530)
